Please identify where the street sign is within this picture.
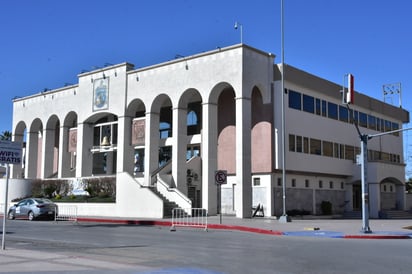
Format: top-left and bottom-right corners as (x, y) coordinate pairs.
(0, 141), (22, 165)
(215, 170), (227, 185)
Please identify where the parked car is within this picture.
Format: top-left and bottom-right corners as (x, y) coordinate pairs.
(8, 198), (57, 221)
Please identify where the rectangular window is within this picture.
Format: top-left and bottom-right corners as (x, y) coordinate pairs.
(384, 120), (391, 132)
(359, 112), (367, 127)
(315, 98), (321, 115)
(327, 102), (338, 120)
(305, 179), (310, 188)
(341, 182), (344, 189)
(288, 90), (302, 110)
(334, 143), (339, 158)
(292, 179), (296, 187)
(310, 138), (321, 155)
(345, 145), (354, 161)
(339, 144), (345, 159)
(322, 141), (333, 157)
(296, 136), (302, 153)
(354, 111), (359, 125)
(368, 115), (376, 130)
(321, 100), (327, 117)
(302, 94), (315, 113)
(319, 180), (323, 188)
(392, 122), (399, 136)
(277, 178), (282, 186)
(253, 177), (261, 186)
(329, 181), (334, 189)
(303, 137), (309, 154)
(289, 134), (296, 152)
(376, 118), (381, 131)
(339, 105), (348, 122)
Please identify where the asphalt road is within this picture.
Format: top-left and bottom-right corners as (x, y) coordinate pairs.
(1, 219), (411, 274)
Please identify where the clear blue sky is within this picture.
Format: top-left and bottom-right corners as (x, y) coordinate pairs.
(1, 0), (412, 176)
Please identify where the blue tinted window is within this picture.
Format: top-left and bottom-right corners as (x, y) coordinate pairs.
(288, 90), (301, 110)
(359, 112), (367, 127)
(302, 94), (314, 113)
(368, 115), (376, 130)
(315, 98), (321, 115)
(327, 102), (338, 120)
(339, 105), (348, 122)
(321, 100), (327, 117)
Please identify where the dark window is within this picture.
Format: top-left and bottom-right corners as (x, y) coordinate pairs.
(368, 115), (376, 130)
(359, 112), (367, 127)
(392, 122), (399, 136)
(322, 141), (333, 157)
(345, 145), (355, 161)
(339, 105), (349, 122)
(296, 136), (302, 153)
(305, 179), (310, 188)
(310, 138), (321, 155)
(315, 98), (321, 115)
(302, 94), (315, 113)
(327, 102), (338, 120)
(384, 120), (391, 132)
(321, 100), (327, 117)
(288, 90), (301, 110)
(376, 118), (381, 131)
(303, 137), (309, 153)
(289, 134), (296, 152)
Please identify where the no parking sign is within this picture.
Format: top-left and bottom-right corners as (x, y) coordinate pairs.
(215, 170), (227, 185)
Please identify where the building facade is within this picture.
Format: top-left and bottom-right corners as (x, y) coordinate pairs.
(10, 44), (409, 218)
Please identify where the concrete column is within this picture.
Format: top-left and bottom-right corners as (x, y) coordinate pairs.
(25, 131), (39, 179)
(235, 96), (252, 218)
(396, 183), (405, 210)
(369, 182), (380, 218)
(202, 102), (218, 215)
(11, 133), (24, 178)
(41, 128), (55, 179)
(144, 112), (159, 186)
(76, 123), (93, 177)
(172, 107), (187, 193)
(58, 126), (71, 178)
(116, 115), (134, 175)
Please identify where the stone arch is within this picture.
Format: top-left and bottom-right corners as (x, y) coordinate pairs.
(380, 177), (404, 210)
(11, 121), (27, 178)
(215, 83), (236, 174)
(26, 118), (43, 178)
(60, 111), (78, 178)
(127, 99), (146, 175)
(251, 86), (272, 173)
(43, 115), (60, 178)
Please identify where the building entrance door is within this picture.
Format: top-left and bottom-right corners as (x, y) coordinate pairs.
(352, 184), (361, 210)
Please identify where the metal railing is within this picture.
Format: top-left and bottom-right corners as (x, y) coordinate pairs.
(55, 205), (78, 223)
(171, 208), (208, 231)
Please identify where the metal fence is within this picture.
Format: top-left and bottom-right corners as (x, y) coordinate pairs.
(55, 205), (78, 223)
(171, 208), (208, 231)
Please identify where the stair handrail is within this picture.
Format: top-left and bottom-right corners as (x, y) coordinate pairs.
(156, 175), (192, 209)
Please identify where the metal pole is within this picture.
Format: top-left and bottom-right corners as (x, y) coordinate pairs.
(2, 164), (10, 250)
(279, 0), (290, 223)
(360, 135), (371, 233)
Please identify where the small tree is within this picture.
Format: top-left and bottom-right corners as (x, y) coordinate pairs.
(0, 130), (12, 141)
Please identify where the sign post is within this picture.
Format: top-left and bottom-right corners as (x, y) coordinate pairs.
(215, 170), (227, 224)
(1, 140), (22, 250)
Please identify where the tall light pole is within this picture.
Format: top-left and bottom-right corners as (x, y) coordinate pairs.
(234, 21), (243, 43)
(278, 0), (290, 223)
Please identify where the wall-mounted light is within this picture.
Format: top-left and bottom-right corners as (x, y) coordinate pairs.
(175, 54), (188, 70)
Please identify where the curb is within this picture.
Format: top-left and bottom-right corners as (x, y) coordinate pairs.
(75, 217), (412, 239)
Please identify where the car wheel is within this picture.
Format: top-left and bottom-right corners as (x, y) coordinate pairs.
(8, 211), (15, 220)
(28, 211), (35, 221)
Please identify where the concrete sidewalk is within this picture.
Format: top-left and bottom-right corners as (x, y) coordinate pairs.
(76, 215), (412, 239)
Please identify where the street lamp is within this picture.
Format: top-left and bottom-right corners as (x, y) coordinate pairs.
(278, 0), (290, 223)
(234, 21), (243, 43)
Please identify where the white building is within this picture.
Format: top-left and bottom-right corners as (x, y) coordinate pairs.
(8, 44), (409, 219)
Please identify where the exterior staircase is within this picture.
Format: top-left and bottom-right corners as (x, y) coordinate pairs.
(343, 211), (362, 219)
(344, 210), (412, 219)
(379, 210), (412, 219)
(148, 187), (180, 218)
